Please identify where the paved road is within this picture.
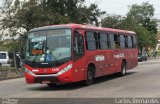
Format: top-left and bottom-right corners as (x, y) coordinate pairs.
(0, 59), (160, 98)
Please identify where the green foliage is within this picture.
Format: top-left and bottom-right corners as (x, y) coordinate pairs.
(134, 26), (150, 47)
(0, 1), (158, 51)
(102, 2), (157, 49)
(127, 2), (154, 24)
(101, 15), (124, 29)
(0, 0), (105, 32)
(0, 39), (21, 51)
(127, 2), (157, 48)
(0, 0), (105, 51)
(0, 66), (16, 70)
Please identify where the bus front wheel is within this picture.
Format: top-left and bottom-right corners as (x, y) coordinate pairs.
(85, 66), (95, 85)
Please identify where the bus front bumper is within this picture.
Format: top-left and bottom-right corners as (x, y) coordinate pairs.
(25, 67), (73, 84)
(25, 72), (73, 84)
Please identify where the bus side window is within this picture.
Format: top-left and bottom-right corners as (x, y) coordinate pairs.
(127, 35), (133, 48)
(125, 35), (128, 48)
(120, 35), (125, 49)
(109, 33), (115, 49)
(133, 35), (137, 48)
(99, 33), (108, 50)
(74, 32), (85, 56)
(85, 32), (97, 50)
(114, 34), (120, 49)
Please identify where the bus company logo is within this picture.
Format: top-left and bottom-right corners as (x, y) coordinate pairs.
(114, 53), (124, 58)
(95, 55), (105, 61)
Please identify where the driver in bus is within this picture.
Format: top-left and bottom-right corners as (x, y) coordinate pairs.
(45, 50), (53, 62)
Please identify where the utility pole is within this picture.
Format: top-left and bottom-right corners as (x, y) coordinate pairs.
(13, 50), (18, 70)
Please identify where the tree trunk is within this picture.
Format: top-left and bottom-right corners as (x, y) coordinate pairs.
(13, 50), (18, 70)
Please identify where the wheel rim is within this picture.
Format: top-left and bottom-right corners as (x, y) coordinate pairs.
(122, 64), (126, 75)
(88, 70), (93, 80)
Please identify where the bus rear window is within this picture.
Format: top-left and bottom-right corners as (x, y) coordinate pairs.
(0, 53), (7, 59)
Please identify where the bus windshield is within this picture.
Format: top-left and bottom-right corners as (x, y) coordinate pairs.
(25, 29), (71, 62)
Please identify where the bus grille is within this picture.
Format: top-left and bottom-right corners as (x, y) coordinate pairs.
(34, 77), (58, 83)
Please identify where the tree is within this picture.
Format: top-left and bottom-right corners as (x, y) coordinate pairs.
(127, 2), (154, 24)
(0, 0), (105, 51)
(101, 15), (124, 29)
(102, 2), (157, 50)
(127, 2), (157, 49)
(43, 0), (105, 26)
(0, 0), (105, 33)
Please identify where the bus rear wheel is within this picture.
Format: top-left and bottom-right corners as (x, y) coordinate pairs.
(115, 61), (127, 77)
(119, 61), (126, 76)
(85, 66), (95, 85)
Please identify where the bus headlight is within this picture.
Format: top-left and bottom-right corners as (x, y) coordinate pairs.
(25, 68), (34, 76)
(58, 64), (72, 75)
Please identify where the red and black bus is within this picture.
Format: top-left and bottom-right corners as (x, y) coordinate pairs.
(24, 23), (138, 86)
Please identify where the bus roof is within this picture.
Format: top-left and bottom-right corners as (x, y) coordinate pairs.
(30, 23), (136, 34)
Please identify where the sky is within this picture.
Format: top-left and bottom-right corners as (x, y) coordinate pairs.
(86, 0), (160, 19)
(0, 0), (160, 19)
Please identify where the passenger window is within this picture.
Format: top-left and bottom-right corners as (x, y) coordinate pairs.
(114, 34), (120, 49)
(109, 34), (115, 49)
(85, 32), (97, 50)
(133, 35), (137, 48)
(127, 35), (133, 48)
(125, 36), (128, 48)
(120, 35), (125, 49)
(99, 33), (108, 50)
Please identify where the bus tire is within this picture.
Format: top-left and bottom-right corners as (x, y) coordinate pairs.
(0, 63), (2, 67)
(119, 61), (127, 76)
(85, 65), (95, 85)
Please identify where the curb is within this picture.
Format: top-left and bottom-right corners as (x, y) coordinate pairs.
(0, 68), (25, 81)
(0, 76), (24, 81)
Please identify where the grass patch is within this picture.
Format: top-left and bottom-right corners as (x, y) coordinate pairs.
(0, 66), (16, 70)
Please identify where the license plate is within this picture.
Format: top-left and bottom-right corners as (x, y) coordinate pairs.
(42, 80), (50, 84)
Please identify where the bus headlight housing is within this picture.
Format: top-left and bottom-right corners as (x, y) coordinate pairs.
(25, 68), (34, 76)
(58, 64), (72, 75)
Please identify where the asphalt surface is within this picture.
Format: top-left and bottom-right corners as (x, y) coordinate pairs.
(0, 58), (160, 98)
